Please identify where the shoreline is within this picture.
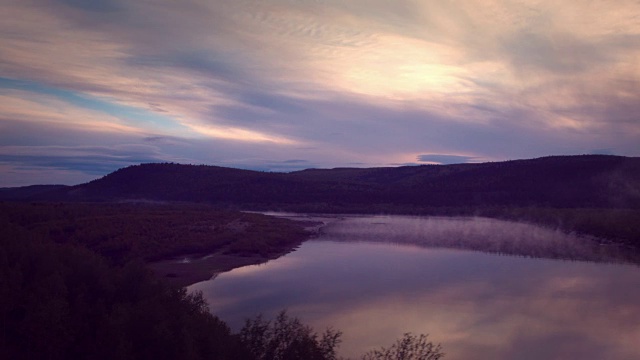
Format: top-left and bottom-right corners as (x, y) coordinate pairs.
(148, 210), (640, 287)
(148, 250), (291, 288)
(149, 217), (331, 287)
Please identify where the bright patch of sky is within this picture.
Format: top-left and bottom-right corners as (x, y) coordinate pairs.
(1, 0), (639, 186)
(0, 77), (193, 136)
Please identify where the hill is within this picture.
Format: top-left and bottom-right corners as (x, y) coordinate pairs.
(0, 185), (68, 201)
(30, 155), (640, 210)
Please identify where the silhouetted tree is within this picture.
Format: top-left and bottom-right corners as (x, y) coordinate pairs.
(240, 311), (342, 360)
(361, 333), (444, 360)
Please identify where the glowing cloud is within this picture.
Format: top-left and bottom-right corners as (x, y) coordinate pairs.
(1, 0), (639, 185)
(188, 124), (300, 145)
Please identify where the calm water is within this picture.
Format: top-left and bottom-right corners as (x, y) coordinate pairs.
(189, 215), (640, 359)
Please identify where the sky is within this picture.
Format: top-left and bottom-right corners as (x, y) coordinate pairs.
(1, 0), (639, 186)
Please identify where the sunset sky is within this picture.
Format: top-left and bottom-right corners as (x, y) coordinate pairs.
(1, 0), (639, 186)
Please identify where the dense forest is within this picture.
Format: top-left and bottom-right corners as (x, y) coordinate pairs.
(1, 224), (246, 360)
(3, 155), (640, 358)
(11, 155), (638, 210)
(3, 155), (638, 249)
(0, 202), (314, 287)
(0, 202), (310, 263)
(0, 202), (444, 359)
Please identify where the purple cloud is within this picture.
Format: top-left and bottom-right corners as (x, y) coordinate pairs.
(1, 0), (639, 185)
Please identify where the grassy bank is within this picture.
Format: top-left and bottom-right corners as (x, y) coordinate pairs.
(0, 202), (311, 286)
(3, 202), (638, 285)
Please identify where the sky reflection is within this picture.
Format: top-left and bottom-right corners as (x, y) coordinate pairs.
(189, 216), (640, 359)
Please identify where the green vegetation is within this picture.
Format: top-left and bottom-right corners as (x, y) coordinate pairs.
(240, 311), (342, 360)
(361, 333), (444, 360)
(0, 222), (249, 360)
(0, 202), (309, 264)
(4, 156), (638, 358)
(0, 202), (312, 286)
(8, 154), (635, 249)
(3, 155), (639, 249)
(32, 155), (639, 211)
(0, 202), (444, 360)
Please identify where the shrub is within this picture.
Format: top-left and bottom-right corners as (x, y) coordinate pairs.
(361, 333), (444, 360)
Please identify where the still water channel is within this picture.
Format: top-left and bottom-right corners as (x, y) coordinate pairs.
(189, 215), (640, 359)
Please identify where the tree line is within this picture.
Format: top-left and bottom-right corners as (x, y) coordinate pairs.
(0, 202), (444, 359)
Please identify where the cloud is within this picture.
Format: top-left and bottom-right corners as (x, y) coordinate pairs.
(57, 0), (122, 13)
(590, 148), (615, 156)
(1, 0), (640, 185)
(239, 159), (317, 173)
(0, 164), (96, 187)
(0, 144), (168, 175)
(417, 154), (481, 165)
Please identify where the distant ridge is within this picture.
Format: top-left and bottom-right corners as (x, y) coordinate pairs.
(13, 155), (640, 210)
(0, 185), (68, 201)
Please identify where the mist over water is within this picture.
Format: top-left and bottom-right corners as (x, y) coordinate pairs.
(190, 215), (640, 359)
(320, 215), (635, 264)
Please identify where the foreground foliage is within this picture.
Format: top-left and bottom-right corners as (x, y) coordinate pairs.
(0, 203), (445, 360)
(240, 311), (341, 360)
(0, 223), (249, 360)
(361, 333), (444, 360)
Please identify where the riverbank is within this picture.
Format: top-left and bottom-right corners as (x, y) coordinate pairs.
(157, 209), (640, 288)
(149, 250), (289, 287)
(150, 216), (330, 287)
(0, 202), (313, 284)
(4, 202), (638, 288)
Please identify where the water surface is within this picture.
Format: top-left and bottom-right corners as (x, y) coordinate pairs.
(189, 216), (640, 359)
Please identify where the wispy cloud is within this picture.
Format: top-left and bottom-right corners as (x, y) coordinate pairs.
(1, 0), (639, 185)
(0, 142), (191, 175)
(417, 154), (481, 165)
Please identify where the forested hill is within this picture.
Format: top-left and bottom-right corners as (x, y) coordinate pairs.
(18, 155), (640, 209)
(0, 185), (68, 200)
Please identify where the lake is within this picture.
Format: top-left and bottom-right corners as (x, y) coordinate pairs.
(188, 215), (640, 359)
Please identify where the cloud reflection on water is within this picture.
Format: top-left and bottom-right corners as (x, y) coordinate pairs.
(190, 216), (640, 359)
